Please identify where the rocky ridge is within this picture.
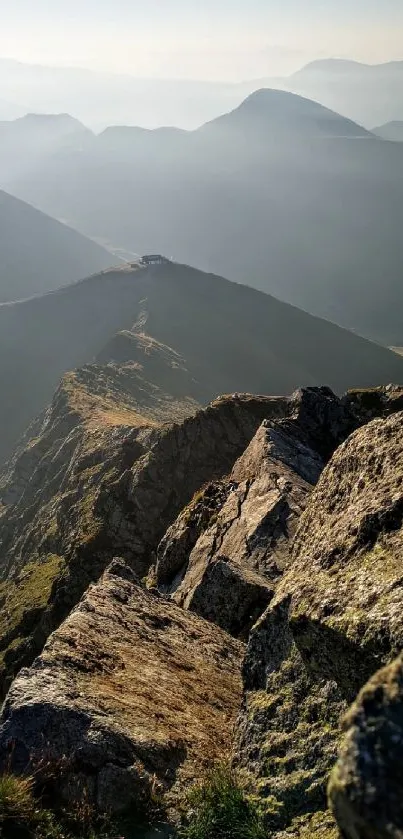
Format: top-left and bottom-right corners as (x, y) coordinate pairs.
(1, 381), (403, 836)
(0, 362), (288, 696)
(157, 410), (326, 639)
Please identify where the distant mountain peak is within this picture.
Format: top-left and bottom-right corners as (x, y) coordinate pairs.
(372, 121), (403, 141)
(294, 58), (403, 76)
(15, 112), (91, 132)
(201, 87), (372, 138)
(297, 59), (368, 75)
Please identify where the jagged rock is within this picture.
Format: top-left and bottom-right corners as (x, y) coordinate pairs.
(2, 380), (403, 829)
(178, 556), (273, 639)
(164, 414), (324, 637)
(0, 375), (285, 695)
(0, 560), (244, 817)
(344, 384), (403, 425)
(235, 407), (403, 834)
(156, 481), (230, 589)
(329, 653), (403, 839)
(158, 386), (355, 598)
(287, 386), (356, 461)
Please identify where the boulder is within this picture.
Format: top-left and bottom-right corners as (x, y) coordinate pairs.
(0, 560), (244, 816)
(329, 653), (403, 839)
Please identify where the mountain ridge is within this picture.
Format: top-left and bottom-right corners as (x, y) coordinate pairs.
(4, 92), (402, 345)
(1, 259), (403, 467)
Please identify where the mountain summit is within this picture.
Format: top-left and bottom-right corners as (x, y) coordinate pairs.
(202, 88), (372, 139)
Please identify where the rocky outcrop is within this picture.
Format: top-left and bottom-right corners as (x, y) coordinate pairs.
(177, 557), (274, 640)
(0, 373), (288, 695)
(344, 384), (403, 425)
(155, 481), (230, 590)
(235, 406), (403, 835)
(158, 386), (354, 640)
(2, 381), (403, 833)
(284, 408), (403, 697)
(0, 560), (244, 818)
(165, 419), (323, 637)
(329, 653), (403, 839)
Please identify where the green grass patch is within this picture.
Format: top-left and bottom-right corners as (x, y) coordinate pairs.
(179, 762), (266, 839)
(0, 555), (64, 661)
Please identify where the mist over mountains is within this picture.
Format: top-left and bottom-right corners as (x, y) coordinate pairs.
(373, 121), (403, 141)
(280, 59), (403, 129)
(2, 36), (403, 839)
(1, 56), (403, 131)
(2, 88), (403, 344)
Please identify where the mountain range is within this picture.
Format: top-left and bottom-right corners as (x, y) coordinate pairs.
(1, 50), (403, 839)
(276, 59), (403, 129)
(2, 89), (403, 344)
(1, 56), (403, 130)
(0, 113), (92, 181)
(1, 259), (403, 466)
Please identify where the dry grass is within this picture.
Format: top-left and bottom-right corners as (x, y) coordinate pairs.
(24, 571), (244, 800)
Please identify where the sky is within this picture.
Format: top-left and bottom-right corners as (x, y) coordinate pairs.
(1, 0), (403, 80)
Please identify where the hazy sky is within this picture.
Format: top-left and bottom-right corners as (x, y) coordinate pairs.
(1, 0), (403, 79)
